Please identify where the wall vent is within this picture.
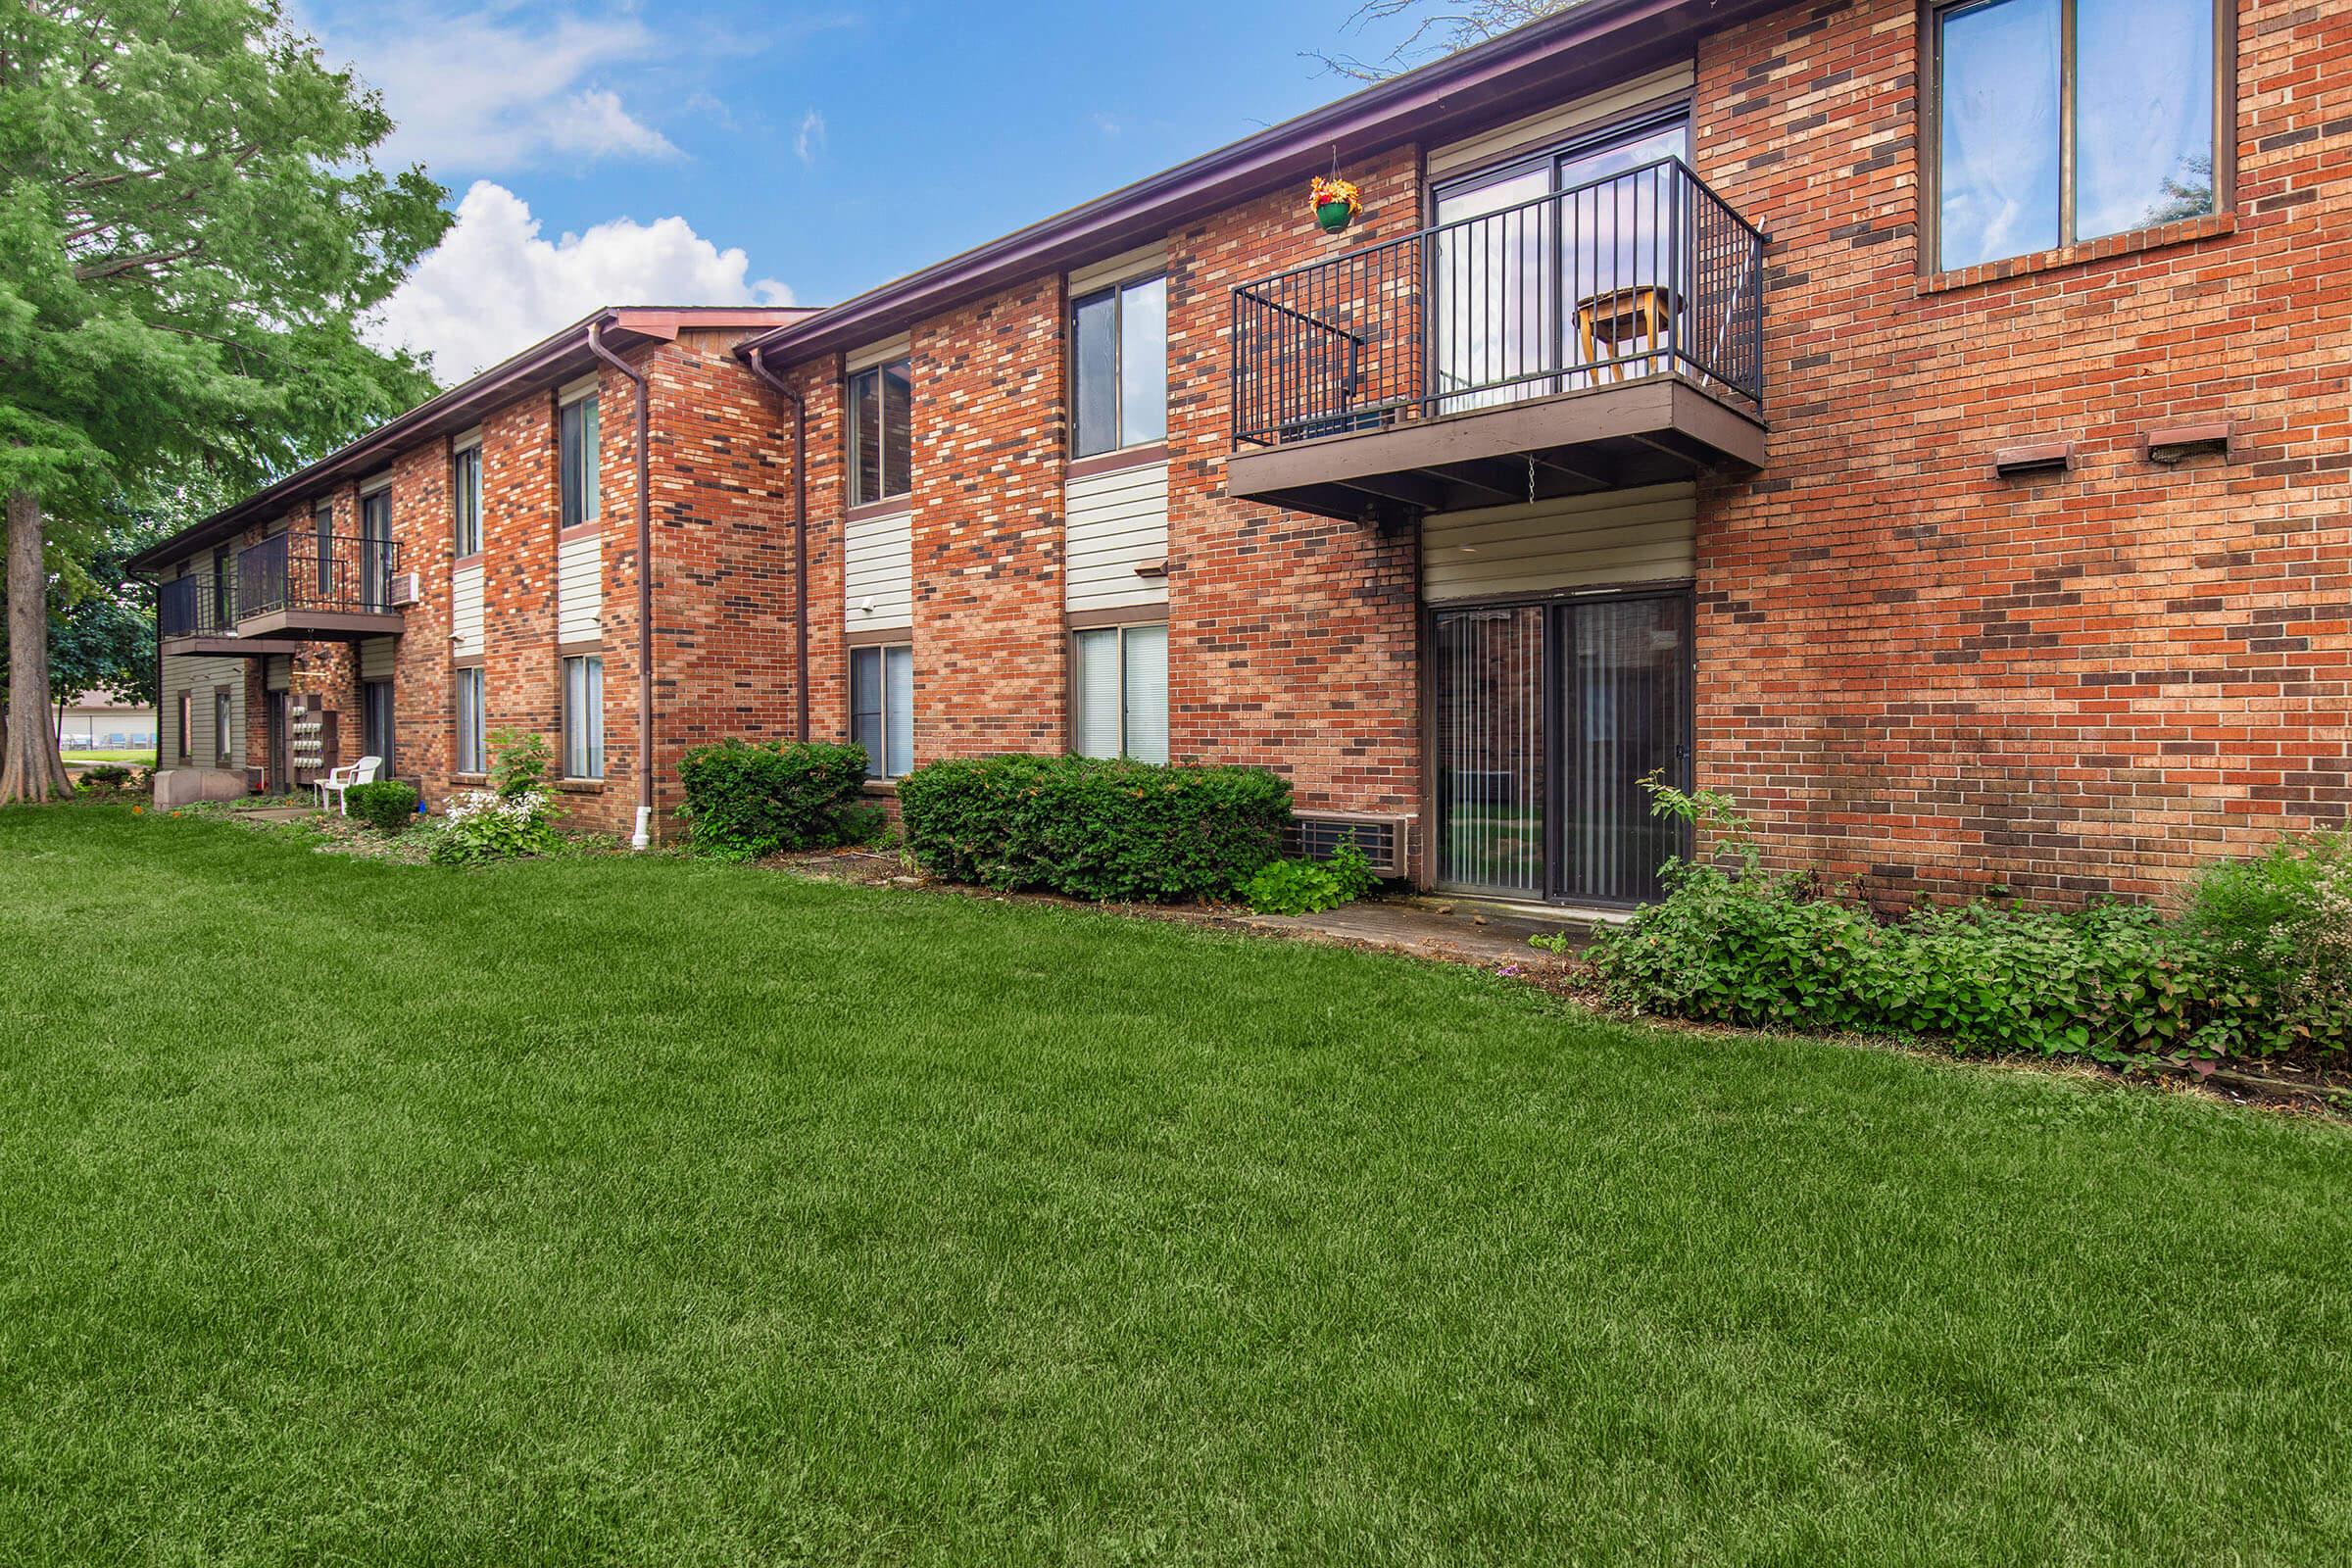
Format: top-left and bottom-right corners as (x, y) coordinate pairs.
(1286, 811), (1409, 878)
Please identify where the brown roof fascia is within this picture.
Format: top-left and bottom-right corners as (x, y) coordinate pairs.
(740, 0), (1771, 369)
(129, 305), (812, 572)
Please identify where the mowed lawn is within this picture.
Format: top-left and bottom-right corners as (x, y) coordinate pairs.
(2, 808), (2346, 1566)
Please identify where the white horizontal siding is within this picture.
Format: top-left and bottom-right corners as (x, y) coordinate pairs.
(265, 656), (291, 693)
(1069, 241), (1168, 296)
(359, 636), (397, 683)
(845, 508), (913, 630)
(162, 655), (244, 766)
(557, 532), (602, 644)
(1426, 62), (1697, 179)
(1065, 462), (1169, 615)
(1420, 481), (1696, 603)
(451, 561), (485, 659)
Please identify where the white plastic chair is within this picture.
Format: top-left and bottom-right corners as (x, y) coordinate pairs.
(317, 755), (383, 815)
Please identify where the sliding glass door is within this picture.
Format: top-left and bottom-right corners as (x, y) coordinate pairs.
(1433, 591), (1690, 905)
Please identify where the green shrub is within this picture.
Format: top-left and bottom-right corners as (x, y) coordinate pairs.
(898, 754), (1289, 902)
(77, 763), (132, 792)
(2183, 827), (2352, 1054)
(487, 728), (552, 800)
(427, 787), (562, 866)
(676, 739), (872, 860)
(1585, 780), (2308, 1064)
(1245, 840), (1380, 915)
(344, 780), (419, 833)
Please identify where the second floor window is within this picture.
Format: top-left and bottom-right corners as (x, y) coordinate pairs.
(452, 442), (482, 557)
(1071, 274), (1166, 458)
(560, 393), (601, 528)
(1934, 0), (2220, 272)
(848, 357), (911, 508)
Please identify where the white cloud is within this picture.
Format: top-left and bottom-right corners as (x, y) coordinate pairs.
(369, 181), (795, 380)
(795, 109), (827, 166)
(313, 7), (679, 172)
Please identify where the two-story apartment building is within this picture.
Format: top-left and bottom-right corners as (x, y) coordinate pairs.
(133, 307), (808, 839)
(142, 0), (2348, 908)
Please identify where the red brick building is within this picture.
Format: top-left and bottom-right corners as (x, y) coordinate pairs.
(144, 0), (2349, 906)
(137, 308), (808, 840)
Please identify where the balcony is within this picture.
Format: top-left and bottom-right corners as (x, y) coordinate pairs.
(234, 530), (403, 641)
(1226, 158), (1766, 524)
(157, 573), (300, 658)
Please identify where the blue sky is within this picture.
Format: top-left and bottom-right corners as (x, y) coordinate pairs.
(295, 1), (1427, 378)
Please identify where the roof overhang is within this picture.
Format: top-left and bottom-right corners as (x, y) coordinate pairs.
(741, 0), (1777, 370)
(129, 306), (812, 573)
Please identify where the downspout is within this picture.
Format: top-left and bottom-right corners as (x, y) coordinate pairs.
(586, 318), (656, 850)
(741, 346), (810, 742)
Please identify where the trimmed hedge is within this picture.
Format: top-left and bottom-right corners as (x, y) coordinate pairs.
(897, 754), (1289, 902)
(677, 739), (872, 860)
(344, 780), (419, 833)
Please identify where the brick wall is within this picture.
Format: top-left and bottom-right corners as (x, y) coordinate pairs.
(1691, 0), (2352, 904)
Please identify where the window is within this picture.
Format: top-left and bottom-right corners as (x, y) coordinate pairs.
(560, 393), (601, 528)
(1072, 622), (1167, 763)
(452, 442), (482, 557)
(214, 687), (233, 765)
(1071, 274), (1167, 458)
(849, 644), (914, 779)
(563, 655), (604, 779)
(176, 691), (192, 761)
(211, 551), (231, 628)
(363, 679), (394, 777)
(313, 503), (334, 596)
(455, 666), (485, 775)
(847, 357), (912, 507)
(1933, 0), (2220, 272)
(360, 487), (392, 610)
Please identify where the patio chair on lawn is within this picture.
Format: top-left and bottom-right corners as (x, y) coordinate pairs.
(316, 756), (382, 815)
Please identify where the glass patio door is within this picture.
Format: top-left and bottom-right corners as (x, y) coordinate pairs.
(1429, 114), (1692, 409)
(1433, 593), (1690, 905)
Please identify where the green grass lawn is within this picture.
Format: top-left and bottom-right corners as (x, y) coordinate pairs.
(2, 806), (2346, 1566)
(60, 748), (155, 765)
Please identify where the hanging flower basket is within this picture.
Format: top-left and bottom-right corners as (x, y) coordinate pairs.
(1309, 175), (1361, 234)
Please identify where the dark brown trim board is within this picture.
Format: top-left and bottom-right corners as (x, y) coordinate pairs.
(1065, 443), (1170, 481)
(1066, 604), (1169, 631)
(845, 625), (915, 649)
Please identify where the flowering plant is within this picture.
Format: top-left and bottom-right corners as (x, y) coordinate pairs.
(428, 786), (562, 865)
(1309, 174), (1361, 228)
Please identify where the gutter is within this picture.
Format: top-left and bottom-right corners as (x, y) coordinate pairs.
(586, 320), (657, 851)
(740, 354), (811, 743)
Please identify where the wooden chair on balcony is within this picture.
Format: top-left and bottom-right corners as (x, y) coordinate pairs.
(316, 755), (382, 815)
(1574, 284), (1678, 385)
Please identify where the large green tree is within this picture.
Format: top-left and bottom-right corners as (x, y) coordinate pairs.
(0, 0), (449, 801)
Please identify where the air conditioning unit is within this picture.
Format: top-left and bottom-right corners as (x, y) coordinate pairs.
(388, 572), (420, 607)
(1286, 811), (1410, 878)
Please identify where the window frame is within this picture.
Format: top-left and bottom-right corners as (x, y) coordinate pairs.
(558, 388), (601, 530)
(454, 664), (485, 776)
(176, 690), (192, 761)
(848, 642), (915, 780)
(1068, 271), (1169, 462)
(561, 653), (605, 781)
(214, 685), (233, 765)
(452, 436), (483, 559)
(1069, 620), (1169, 764)
(1921, 0), (2232, 275)
(846, 356), (913, 511)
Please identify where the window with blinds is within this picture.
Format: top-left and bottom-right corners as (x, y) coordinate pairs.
(850, 644), (914, 778)
(1073, 623), (1166, 764)
(562, 655), (604, 779)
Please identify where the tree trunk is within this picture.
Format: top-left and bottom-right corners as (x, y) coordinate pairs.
(1, 490), (71, 804)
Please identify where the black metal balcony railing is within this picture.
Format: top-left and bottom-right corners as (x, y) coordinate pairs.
(1230, 157), (1765, 448)
(237, 530), (399, 619)
(159, 571), (238, 637)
